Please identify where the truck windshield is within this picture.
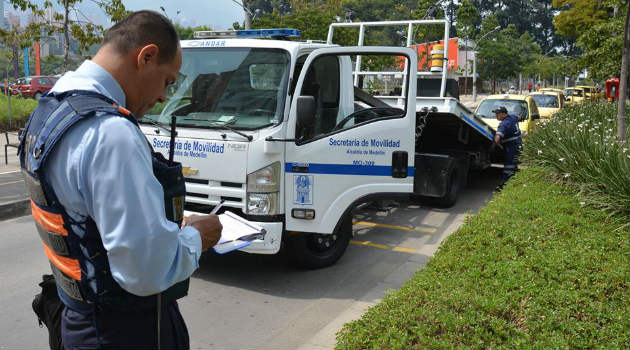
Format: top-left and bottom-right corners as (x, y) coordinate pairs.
(476, 99), (529, 120)
(141, 48), (290, 130)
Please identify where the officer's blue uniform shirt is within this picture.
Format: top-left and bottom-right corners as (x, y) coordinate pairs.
(496, 113), (522, 144)
(46, 60), (202, 297)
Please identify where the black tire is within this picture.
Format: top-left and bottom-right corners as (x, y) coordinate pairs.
(433, 167), (460, 208)
(284, 215), (352, 269)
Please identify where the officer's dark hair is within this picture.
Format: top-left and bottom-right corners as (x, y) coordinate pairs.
(103, 10), (179, 64)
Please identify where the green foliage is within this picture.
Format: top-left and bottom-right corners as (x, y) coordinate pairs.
(577, 15), (625, 80)
(0, 95), (37, 131)
(552, 0), (628, 80)
(336, 166), (630, 349)
(477, 21), (540, 83)
(473, 0), (562, 54)
(174, 24), (213, 40)
(456, 0), (479, 40)
(552, 0), (610, 39)
(4, 0), (128, 72)
(522, 102), (630, 215)
(240, 2), (357, 45)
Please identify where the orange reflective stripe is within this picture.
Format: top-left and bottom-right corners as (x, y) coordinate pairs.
(117, 105), (131, 116)
(31, 200), (67, 236)
(43, 243), (81, 280)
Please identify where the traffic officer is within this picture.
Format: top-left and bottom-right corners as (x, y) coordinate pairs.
(19, 11), (222, 349)
(492, 106), (522, 185)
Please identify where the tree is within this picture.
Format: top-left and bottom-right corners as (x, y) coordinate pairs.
(477, 21), (540, 93)
(553, 0), (609, 39)
(7, 0), (129, 73)
(552, 0), (628, 81)
(618, 0), (629, 142)
(456, 0), (479, 94)
(174, 24), (213, 40)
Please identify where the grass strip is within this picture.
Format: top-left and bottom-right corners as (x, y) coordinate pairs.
(336, 167), (629, 350)
(0, 95), (37, 131)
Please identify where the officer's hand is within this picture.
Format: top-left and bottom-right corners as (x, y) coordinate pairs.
(185, 214), (222, 251)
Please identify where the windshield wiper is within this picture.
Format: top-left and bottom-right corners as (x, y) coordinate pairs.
(140, 118), (174, 135)
(180, 118), (253, 142)
(212, 124), (253, 142)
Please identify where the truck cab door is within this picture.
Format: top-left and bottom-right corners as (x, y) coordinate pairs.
(284, 47), (417, 233)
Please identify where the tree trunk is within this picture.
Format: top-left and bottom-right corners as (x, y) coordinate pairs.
(62, 0), (70, 74)
(11, 44), (19, 79)
(243, 0), (252, 29)
(618, 0), (629, 143)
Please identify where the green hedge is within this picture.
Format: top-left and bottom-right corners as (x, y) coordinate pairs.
(0, 95), (37, 131)
(336, 167), (629, 349)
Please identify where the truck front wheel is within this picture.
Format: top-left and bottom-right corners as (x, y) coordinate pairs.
(284, 215), (352, 269)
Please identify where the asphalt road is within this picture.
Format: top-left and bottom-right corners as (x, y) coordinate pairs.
(0, 171), (25, 206)
(0, 168), (502, 349)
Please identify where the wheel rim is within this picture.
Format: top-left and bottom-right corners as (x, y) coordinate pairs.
(306, 233), (340, 253)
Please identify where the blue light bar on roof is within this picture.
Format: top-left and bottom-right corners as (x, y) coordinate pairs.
(193, 28), (301, 39)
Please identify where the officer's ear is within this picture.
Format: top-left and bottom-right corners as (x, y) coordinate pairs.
(136, 44), (159, 70)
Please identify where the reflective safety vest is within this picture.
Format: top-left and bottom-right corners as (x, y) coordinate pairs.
(19, 90), (188, 312)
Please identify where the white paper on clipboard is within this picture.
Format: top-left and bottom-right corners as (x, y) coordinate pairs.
(183, 210), (266, 254)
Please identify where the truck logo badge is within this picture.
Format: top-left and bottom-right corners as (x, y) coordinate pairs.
(293, 175), (313, 205)
(182, 166), (199, 176)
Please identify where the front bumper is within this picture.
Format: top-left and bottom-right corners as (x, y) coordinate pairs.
(239, 221), (283, 254)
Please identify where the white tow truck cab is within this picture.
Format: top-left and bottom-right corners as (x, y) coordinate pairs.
(139, 21), (496, 268)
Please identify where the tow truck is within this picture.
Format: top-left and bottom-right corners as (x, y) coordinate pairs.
(139, 20), (497, 268)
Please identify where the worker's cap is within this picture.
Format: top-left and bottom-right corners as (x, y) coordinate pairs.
(492, 106), (508, 114)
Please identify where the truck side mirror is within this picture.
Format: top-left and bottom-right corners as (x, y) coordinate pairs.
(297, 96), (316, 128)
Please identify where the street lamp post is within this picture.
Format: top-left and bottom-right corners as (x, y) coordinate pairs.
(472, 25), (501, 103)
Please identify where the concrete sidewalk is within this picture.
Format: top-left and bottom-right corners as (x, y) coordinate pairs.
(0, 131), (29, 220)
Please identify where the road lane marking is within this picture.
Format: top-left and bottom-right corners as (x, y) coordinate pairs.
(350, 240), (389, 250)
(350, 239), (419, 254)
(0, 170), (21, 175)
(392, 247), (418, 253)
(353, 220), (436, 233)
(0, 180), (24, 186)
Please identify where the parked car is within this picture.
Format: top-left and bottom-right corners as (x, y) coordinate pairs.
(564, 87), (586, 106)
(575, 85), (601, 100)
(12, 75), (57, 99)
(529, 90), (565, 119)
(475, 94), (541, 136)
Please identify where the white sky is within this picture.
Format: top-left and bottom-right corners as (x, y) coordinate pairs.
(9, 0), (246, 30)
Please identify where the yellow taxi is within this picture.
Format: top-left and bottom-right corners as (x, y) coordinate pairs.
(540, 88), (563, 93)
(475, 94), (540, 136)
(529, 90), (565, 118)
(564, 87), (586, 106)
(575, 85), (601, 100)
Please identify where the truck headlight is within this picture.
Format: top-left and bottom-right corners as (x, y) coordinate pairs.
(246, 162), (280, 215)
(246, 192), (278, 215)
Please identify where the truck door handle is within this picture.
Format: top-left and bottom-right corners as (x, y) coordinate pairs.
(391, 151), (408, 178)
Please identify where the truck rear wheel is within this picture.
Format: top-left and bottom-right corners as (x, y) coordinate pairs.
(284, 215), (352, 269)
(433, 167), (460, 207)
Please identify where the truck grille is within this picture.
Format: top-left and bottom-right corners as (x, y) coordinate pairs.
(184, 178), (245, 208)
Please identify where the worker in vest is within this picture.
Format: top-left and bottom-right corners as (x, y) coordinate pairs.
(492, 106), (522, 186)
(19, 11), (222, 349)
